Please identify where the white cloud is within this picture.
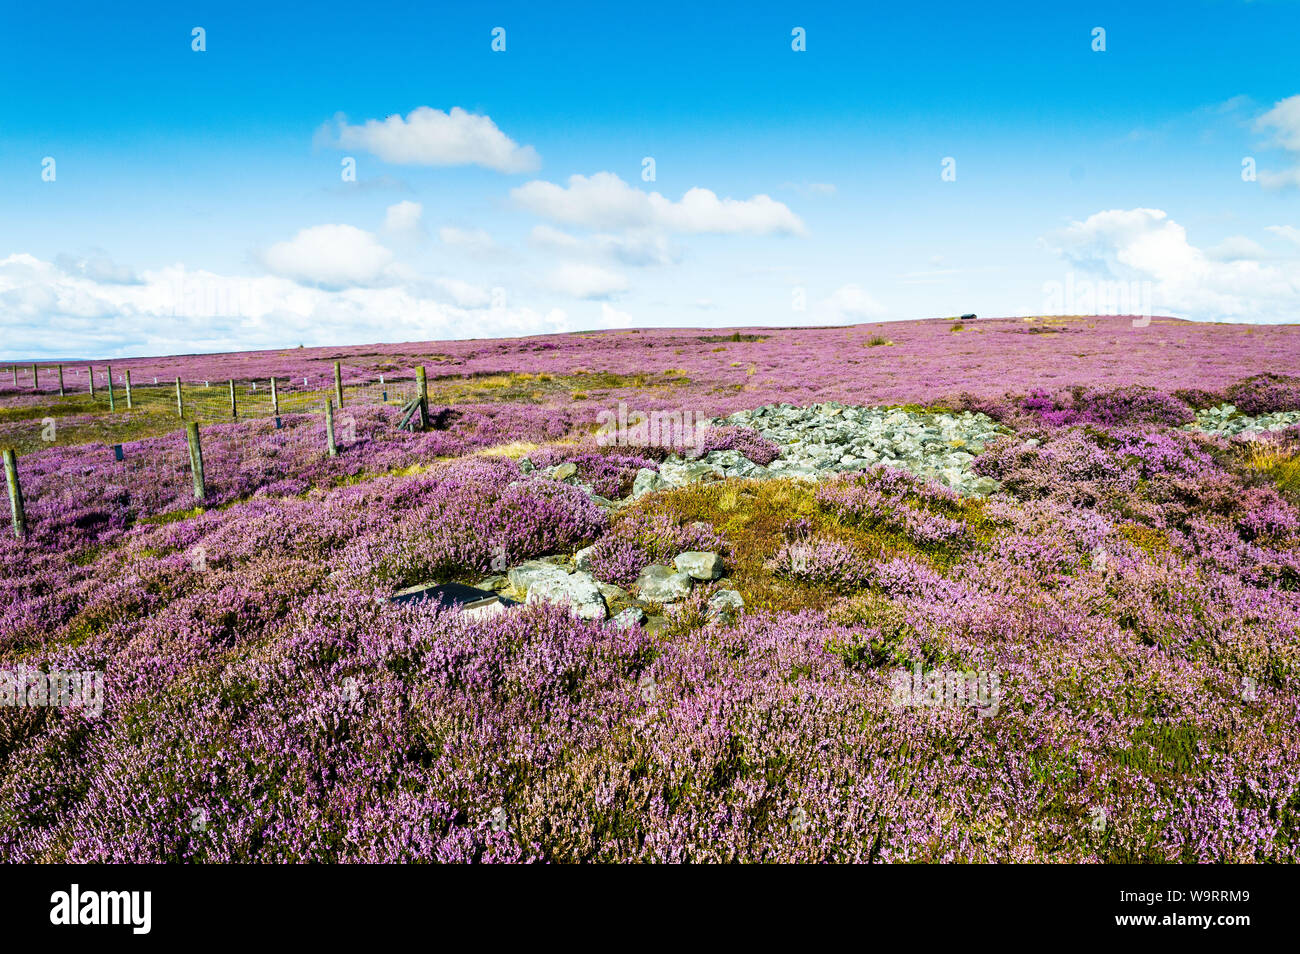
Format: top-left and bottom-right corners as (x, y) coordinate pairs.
(54, 251), (139, 285)
(0, 252), (574, 359)
(784, 181), (837, 197)
(382, 200), (425, 240)
(1259, 167), (1300, 190)
(528, 225), (581, 250)
(600, 302), (635, 327)
(320, 106), (540, 173)
(1254, 95), (1300, 190)
(1257, 95), (1300, 152)
(545, 262), (629, 300)
(1205, 236), (1274, 262)
(435, 277), (492, 308)
(438, 226), (496, 254)
(1042, 208), (1300, 323)
(823, 283), (888, 320)
(1266, 225), (1300, 245)
(261, 224), (394, 287)
(530, 224), (678, 266)
(512, 172), (806, 235)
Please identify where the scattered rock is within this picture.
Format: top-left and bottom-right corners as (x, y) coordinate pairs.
(507, 559), (569, 595)
(632, 468), (661, 498)
(597, 582), (629, 605)
(674, 551), (723, 581)
(1187, 403), (1300, 437)
(526, 571), (608, 620)
(550, 462), (578, 481)
(706, 589), (745, 623)
(636, 565), (694, 603)
(609, 607), (646, 630)
(706, 402), (1007, 496)
(573, 545), (596, 572)
(475, 575), (509, 592)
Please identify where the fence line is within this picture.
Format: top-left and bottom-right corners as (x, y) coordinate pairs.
(0, 363), (433, 539)
(2, 360), (421, 428)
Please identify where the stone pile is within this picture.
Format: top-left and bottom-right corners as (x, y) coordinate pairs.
(630, 402), (1004, 497)
(481, 549), (743, 629)
(1187, 404), (1300, 438)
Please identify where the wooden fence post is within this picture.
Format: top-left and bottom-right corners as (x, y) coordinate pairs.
(124, 369), (133, 409)
(228, 379), (237, 419)
(185, 423), (205, 501)
(333, 362), (344, 408)
(270, 377), (279, 416)
(3, 449), (25, 540)
(415, 365), (429, 430)
(324, 399), (337, 456)
(106, 365), (116, 411)
(88, 365), (96, 398)
(31, 364), (39, 389)
(175, 377), (184, 418)
(58, 365), (65, 396)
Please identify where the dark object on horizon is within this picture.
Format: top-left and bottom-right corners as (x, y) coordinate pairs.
(960, 313), (977, 320)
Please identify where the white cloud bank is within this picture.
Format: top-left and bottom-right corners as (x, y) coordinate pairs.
(512, 172), (806, 235)
(1042, 208), (1300, 323)
(319, 106), (540, 173)
(0, 253), (572, 359)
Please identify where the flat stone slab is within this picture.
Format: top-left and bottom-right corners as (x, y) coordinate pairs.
(389, 582), (505, 619)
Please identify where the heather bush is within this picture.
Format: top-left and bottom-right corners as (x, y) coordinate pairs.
(694, 425), (781, 465)
(1227, 374), (1300, 416)
(1018, 385), (1194, 428)
(766, 535), (872, 588)
(586, 511), (727, 587)
(815, 467), (975, 552)
(525, 446), (660, 498)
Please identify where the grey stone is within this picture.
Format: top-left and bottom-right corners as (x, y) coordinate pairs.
(573, 544), (596, 572)
(706, 588), (745, 623)
(526, 570), (608, 620)
(632, 468), (661, 498)
(636, 564), (694, 603)
(609, 607), (646, 630)
(673, 551), (723, 581)
(549, 462), (578, 481)
(507, 560), (568, 595)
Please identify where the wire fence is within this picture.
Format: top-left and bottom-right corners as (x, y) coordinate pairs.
(1, 361), (433, 542)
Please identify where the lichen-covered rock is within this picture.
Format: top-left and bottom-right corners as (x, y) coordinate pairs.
(674, 551), (723, 581)
(526, 570), (608, 620)
(609, 606), (646, 630)
(636, 564), (694, 603)
(706, 588), (745, 623)
(507, 560), (568, 595)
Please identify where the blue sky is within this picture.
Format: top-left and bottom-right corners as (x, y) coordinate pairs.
(2, 0), (1298, 358)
